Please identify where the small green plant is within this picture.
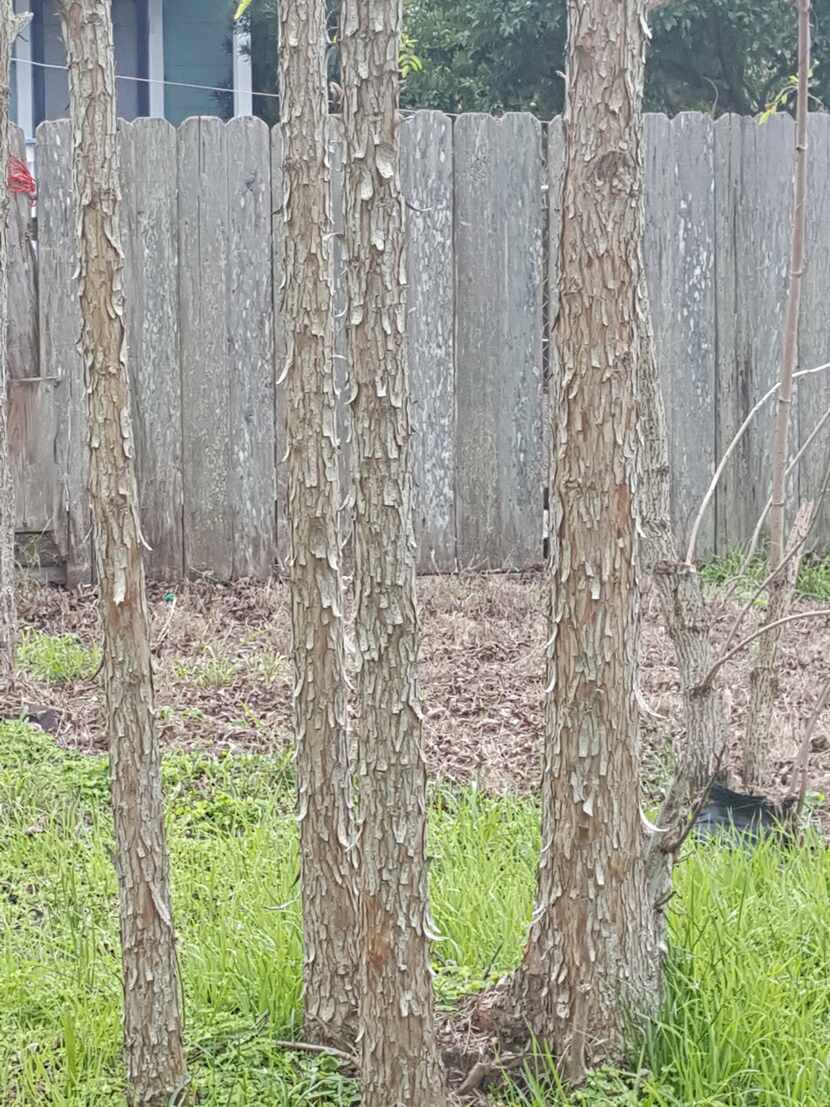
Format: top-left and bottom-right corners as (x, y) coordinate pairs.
(17, 629), (100, 683)
(399, 33), (423, 80)
(797, 554), (830, 602)
(172, 645), (289, 689)
(700, 547), (830, 603)
(173, 646), (239, 689)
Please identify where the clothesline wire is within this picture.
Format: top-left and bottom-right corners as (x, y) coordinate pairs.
(13, 55), (498, 121)
(15, 54), (280, 100)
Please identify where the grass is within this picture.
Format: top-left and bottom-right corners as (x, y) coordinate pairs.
(172, 644), (289, 689)
(17, 628), (100, 683)
(700, 547), (830, 603)
(2, 720), (830, 1105)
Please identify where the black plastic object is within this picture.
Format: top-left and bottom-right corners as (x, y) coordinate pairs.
(693, 782), (793, 845)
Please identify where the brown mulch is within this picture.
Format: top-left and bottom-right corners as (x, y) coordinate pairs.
(4, 571), (830, 826)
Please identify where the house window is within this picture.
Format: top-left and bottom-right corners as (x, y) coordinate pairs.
(162, 0), (233, 125)
(25, 0), (148, 130)
(10, 0), (254, 139)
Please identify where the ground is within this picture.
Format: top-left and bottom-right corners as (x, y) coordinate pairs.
(6, 567), (830, 824)
(3, 567), (830, 1105)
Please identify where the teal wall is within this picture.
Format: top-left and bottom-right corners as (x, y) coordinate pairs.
(163, 0), (233, 124)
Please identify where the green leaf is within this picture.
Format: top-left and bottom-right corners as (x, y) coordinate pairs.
(234, 0), (254, 20)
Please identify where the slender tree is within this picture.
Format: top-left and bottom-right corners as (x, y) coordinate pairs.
(638, 276), (725, 910)
(0, 1), (32, 676)
(340, 0), (447, 1102)
(59, 4), (186, 1104)
(277, 0), (358, 1047)
(513, 0), (658, 1083)
(743, 0), (812, 790)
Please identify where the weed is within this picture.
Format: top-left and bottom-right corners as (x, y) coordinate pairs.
(17, 629), (100, 683)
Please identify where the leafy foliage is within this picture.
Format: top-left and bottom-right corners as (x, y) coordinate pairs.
(237, 0), (830, 121)
(405, 0), (830, 118)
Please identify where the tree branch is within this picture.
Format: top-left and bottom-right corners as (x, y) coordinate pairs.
(685, 361), (830, 565)
(698, 609), (830, 692)
(728, 398), (830, 599)
(720, 444), (830, 650)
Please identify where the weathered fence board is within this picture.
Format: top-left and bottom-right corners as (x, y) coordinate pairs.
(10, 110), (830, 582)
(544, 117), (565, 504)
(644, 113), (717, 552)
(715, 114), (794, 551)
(119, 118), (184, 578)
(797, 112), (830, 548)
(454, 112), (544, 569)
(7, 126), (50, 538)
(226, 117), (276, 578)
(270, 124), (288, 570)
(36, 119), (90, 585)
(178, 117), (233, 578)
(402, 110), (456, 572)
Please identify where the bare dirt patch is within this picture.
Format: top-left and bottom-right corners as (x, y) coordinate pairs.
(5, 572), (830, 825)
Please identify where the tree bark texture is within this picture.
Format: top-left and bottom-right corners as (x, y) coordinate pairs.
(341, 1), (447, 1103)
(279, 0), (358, 1049)
(637, 278), (725, 911)
(0, 2), (31, 676)
(515, 0), (658, 1083)
(59, 4), (186, 1104)
(743, 0), (812, 791)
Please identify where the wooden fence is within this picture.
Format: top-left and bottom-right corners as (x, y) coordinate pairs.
(7, 110), (830, 584)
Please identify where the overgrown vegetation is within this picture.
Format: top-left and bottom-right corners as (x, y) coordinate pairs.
(700, 547), (830, 603)
(2, 719), (829, 1105)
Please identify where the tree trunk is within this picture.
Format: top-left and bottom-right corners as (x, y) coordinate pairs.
(340, 1), (447, 1104)
(743, 0), (811, 791)
(514, 0), (658, 1083)
(0, 2), (31, 676)
(279, 0), (358, 1049)
(59, 4), (186, 1104)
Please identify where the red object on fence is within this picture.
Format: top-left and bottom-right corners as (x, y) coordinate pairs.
(7, 154), (36, 198)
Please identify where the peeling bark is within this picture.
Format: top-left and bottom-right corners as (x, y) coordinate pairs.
(279, 0), (358, 1049)
(0, 2), (31, 676)
(59, 4), (185, 1104)
(341, 0), (447, 1103)
(514, 0), (658, 1083)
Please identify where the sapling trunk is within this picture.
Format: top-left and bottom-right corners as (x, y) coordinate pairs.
(743, 0), (812, 791)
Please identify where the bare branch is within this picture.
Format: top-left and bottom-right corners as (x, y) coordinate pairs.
(273, 1040), (354, 1066)
(666, 737), (730, 857)
(685, 361), (830, 565)
(730, 399), (830, 599)
(698, 609), (830, 692)
(721, 498), (816, 655)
